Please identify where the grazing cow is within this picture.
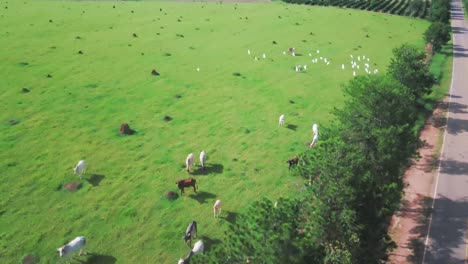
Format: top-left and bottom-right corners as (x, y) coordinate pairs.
(287, 156), (299, 170)
(73, 160), (86, 179)
(183, 221), (198, 247)
(178, 240), (204, 264)
(57, 236), (86, 258)
(186, 153), (194, 173)
(213, 200), (222, 218)
(176, 178), (197, 195)
(199, 151), (206, 171)
(278, 114), (285, 127)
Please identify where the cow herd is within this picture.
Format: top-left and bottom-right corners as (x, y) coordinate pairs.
(61, 116), (316, 262)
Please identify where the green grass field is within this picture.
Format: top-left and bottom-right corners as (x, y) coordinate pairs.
(0, 1), (429, 263)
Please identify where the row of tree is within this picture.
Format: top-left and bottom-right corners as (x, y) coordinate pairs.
(189, 44), (436, 263)
(424, 0), (451, 53)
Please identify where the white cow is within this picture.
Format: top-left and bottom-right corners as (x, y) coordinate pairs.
(73, 160), (86, 180)
(57, 236), (86, 258)
(178, 240), (204, 264)
(192, 240), (204, 254)
(213, 199), (222, 217)
(186, 153), (194, 173)
(200, 151), (206, 171)
(310, 133), (318, 148)
(312, 123), (318, 136)
(278, 114), (285, 127)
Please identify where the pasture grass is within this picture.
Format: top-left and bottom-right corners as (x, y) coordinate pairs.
(0, 1), (429, 263)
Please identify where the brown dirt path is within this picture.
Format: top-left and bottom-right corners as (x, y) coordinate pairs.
(387, 103), (447, 263)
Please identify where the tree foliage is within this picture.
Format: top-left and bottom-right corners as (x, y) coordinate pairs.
(424, 22), (451, 52)
(388, 44), (436, 101)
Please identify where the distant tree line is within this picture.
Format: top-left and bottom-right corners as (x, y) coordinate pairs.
(280, 0), (431, 18)
(424, 0), (451, 53)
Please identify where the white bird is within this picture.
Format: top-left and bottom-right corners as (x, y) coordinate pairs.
(303, 64), (307, 70)
(279, 114), (285, 126)
(374, 69), (378, 74)
(353, 71), (356, 76)
(367, 58), (370, 62)
(320, 57), (323, 60)
(352, 64), (355, 69)
(312, 123), (318, 136)
(326, 62), (330, 65)
(196, 67), (200, 72)
(73, 160), (86, 180)
(283, 51), (286, 55)
(350, 54), (354, 58)
(341, 64), (345, 70)
(262, 53), (266, 59)
(308, 53), (312, 56)
(358, 56), (361, 61)
(254, 56), (258, 61)
(247, 49), (251, 55)
(356, 65), (360, 70)
(324, 58), (328, 63)
(365, 63), (369, 68)
(365, 68), (369, 73)
(363, 55), (366, 60)
(316, 50), (320, 54)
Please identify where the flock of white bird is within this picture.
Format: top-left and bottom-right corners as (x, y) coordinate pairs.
(246, 48), (379, 77)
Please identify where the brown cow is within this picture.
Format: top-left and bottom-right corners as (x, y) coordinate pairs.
(176, 178), (197, 195)
(287, 156), (299, 170)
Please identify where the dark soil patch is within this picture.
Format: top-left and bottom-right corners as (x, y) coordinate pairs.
(8, 119), (19, 125)
(21, 88), (30, 93)
(22, 254), (39, 264)
(163, 115), (173, 122)
(64, 181), (82, 191)
(46, 74), (52, 78)
(119, 123), (135, 135)
(165, 191), (179, 200)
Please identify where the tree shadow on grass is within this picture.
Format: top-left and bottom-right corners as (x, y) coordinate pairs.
(192, 164), (224, 176)
(86, 174), (105, 187)
(189, 191), (216, 204)
(286, 124), (298, 131)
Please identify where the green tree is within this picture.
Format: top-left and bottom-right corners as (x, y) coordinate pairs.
(424, 22), (451, 52)
(333, 75), (419, 262)
(388, 44), (435, 101)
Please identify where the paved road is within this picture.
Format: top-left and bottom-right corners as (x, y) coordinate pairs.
(422, 0), (468, 263)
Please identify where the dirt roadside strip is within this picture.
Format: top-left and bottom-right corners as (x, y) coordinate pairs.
(387, 103), (448, 263)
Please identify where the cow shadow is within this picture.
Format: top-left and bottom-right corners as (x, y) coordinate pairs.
(192, 164), (224, 175)
(86, 174), (105, 187)
(221, 210), (238, 224)
(189, 191), (216, 204)
(286, 124), (297, 131)
(76, 253), (117, 264)
(198, 235), (222, 252)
